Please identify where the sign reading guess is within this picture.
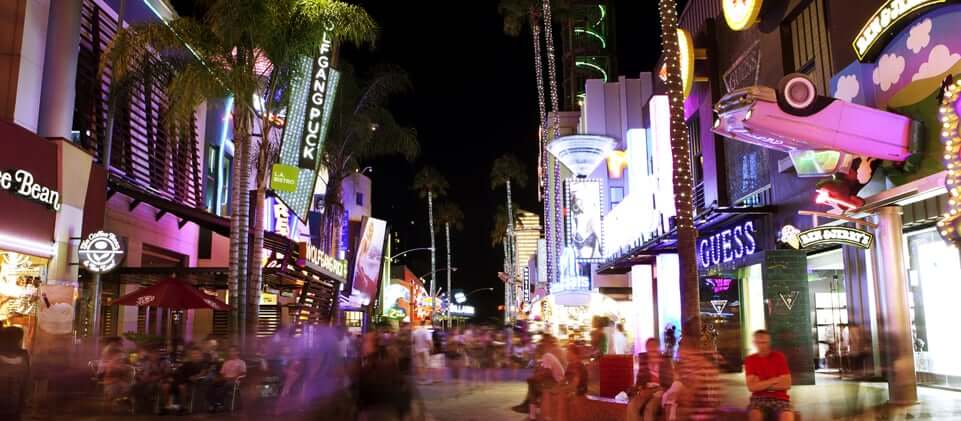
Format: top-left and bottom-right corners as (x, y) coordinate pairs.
(797, 227), (874, 249)
(0, 168), (61, 211)
(698, 221), (759, 269)
(298, 24), (336, 169)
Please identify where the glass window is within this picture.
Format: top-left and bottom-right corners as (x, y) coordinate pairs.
(221, 154), (232, 216)
(356, 192), (364, 206)
(906, 228), (961, 386)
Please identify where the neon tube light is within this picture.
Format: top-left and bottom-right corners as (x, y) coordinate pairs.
(576, 61), (608, 82)
(574, 28), (607, 49)
(0, 233), (56, 257)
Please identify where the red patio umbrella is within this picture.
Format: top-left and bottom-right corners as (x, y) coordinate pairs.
(111, 277), (231, 311)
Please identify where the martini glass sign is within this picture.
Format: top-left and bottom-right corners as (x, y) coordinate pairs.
(79, 231), (125, 274)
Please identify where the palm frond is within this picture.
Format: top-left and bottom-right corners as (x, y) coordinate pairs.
(297, 0), (379, 48)
(490, 154), (529, 189)
(412, 166), (449, 198)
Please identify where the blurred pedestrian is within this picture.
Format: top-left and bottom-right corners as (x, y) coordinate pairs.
(745, 330), (794, 421)
(412, 321), (432, 384)
(672, 338), (721, 421)
(511, 334), (565, 415)
(0, 327), (29, 418)
(627, 338), (673, 421)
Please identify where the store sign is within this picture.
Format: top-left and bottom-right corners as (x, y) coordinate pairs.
(853, 0), (956, 61)
(697, 221), (758, 269)
(450, 304), (475, 317)
(0, 168), (61, 211)
(299, 241), (348, 279)
(723, 41), (761, 93)
(658, 28), (695, 99)
(78, 231), (125, 273)
(723, 0), (764, 31)
(270, 163), (299, 192)
(795, 226), (875, 249)
(298, 25), (336, 169)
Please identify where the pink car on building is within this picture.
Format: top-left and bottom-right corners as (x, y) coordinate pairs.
(713, 74), (916, 168)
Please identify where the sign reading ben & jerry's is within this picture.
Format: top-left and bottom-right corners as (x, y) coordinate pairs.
(0, 168), (61, 211)
(854, 0), (961, 61)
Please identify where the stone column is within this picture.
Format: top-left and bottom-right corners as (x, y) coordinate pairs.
(874, 206), (918, 404)
(37, 0), (81, 140)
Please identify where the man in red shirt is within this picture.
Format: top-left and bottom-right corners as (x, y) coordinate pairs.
(744, 330), (794, 421)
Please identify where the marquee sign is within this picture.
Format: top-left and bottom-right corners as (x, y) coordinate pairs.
(298, 25), (336, 169)
(723, 0), (764, 31)
(658, 28), (695, 99)
(697, 220), (758, 269)
(299, 241), (348, 280)
(0, 168), (61, 211)
(796, 226), (875, 249)
(79, 231), (125, 273)
(853, 0), (958, 61)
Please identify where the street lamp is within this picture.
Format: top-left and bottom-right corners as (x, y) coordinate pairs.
(417, 267), (457, 325)
(389, 247), (434, 262)
(455, 287), (494, 304)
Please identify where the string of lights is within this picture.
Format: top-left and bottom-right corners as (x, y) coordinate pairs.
(658, 0), (701, 337)
(531, 11), (548, 201)
(543, 0), (564, 287)
(938, 80), (961, 246)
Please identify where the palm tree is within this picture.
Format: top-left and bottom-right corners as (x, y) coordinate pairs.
(320, 65), (419, 255)
(657, 0), (701, 341)
(101, 0), (377, 339)
(412, 167), (449, 323)
(491, 154), (528, 323)
(435, 202), (464, 328)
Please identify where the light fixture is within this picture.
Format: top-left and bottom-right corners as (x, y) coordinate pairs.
(547, 135), (616, 178)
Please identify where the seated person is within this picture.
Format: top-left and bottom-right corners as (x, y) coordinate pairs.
(627, 338), (674, 421)
(133, 346), (170, 408)
(511, 335), (565, 415)
(745, 330), (794, 421)
(170, 348), (211, 411)
(207, 346), (246, 410)
(99, 348), (134, 401)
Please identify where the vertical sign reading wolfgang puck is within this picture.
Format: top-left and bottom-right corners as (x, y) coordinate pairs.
(298, 25), (335, 169)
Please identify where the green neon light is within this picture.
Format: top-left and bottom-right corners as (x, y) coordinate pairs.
(596, 5), (606, 27)
(576, 61), (608, 82)
(574, 28), (606, 49)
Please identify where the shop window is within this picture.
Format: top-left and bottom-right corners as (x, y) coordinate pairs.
(609, 187), (624, 206)
(781, 0), (833, 95)
(0, 252), (49, 350)
(204, 145), (217, 213)
(906, 228), (961, 388)
(356, 192), (364, 206)
(221, 153), (232, 216)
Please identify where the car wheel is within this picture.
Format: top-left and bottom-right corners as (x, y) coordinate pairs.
(777, 73), (818, 113)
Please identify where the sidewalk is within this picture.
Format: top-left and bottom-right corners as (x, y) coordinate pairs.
(419, 373), (961, 421)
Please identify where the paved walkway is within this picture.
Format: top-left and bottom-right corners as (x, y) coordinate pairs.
(419, 374), (961, 421)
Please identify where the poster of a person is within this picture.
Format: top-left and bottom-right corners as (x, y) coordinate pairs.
(568, 181), (603, 259)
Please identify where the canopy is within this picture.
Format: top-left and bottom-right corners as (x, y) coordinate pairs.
(111, 277), (231, 311)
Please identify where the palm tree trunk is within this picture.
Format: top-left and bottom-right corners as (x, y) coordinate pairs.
(228, 122), (243, 339)
(427, 190), (437, 323)
(542, 0), (562, 287)
(505, 180), (514, 323)
(323, 177), (345, 256)
(445, 222), (452, 329)
(236, 114), (252, 346)
(247, 175), (266, 340)
(658, 0), (701, 341)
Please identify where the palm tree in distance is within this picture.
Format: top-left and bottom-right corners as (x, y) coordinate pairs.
(319, 65), (419, 255)
(435, 202), (464, 328)
(658, 0), (701, 341)
(101, 0), (377, 339)
(491, 154), (528, 323)
(412, 166), (449, 323)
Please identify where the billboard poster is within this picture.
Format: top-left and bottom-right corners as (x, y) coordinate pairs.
(565, 179), (604, 260)
(346, 217), (387, 305)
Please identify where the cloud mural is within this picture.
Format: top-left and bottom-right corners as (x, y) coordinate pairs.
(873, 53), (906, 92)
(912, 44), (961, 81)
(834, 74), (860, 102)
(907, 18), (932, 54)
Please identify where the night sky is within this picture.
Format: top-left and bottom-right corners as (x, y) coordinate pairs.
(173, 0), (670, 322)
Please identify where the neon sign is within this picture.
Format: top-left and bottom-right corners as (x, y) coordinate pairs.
(796, 227), (875, 249)
(0, 168), (61, 211)
(697, 221), (758, 269)
(298, 241), (348, 279)
(853, 0), (955, 61)
(78, 231), (125, 273)
(299, 23), (336, 169)
(723, 0), (764, 31)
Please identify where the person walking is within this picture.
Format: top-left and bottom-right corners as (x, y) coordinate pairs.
(744, 330), (795, 421)
(412, 321), (433, 385)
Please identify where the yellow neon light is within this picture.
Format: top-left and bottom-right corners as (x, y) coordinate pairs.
(678, 28), (695, 99)
(607, 150), (628, 179)
(853, 0), (949, 61)
(723, 0), (764, 31)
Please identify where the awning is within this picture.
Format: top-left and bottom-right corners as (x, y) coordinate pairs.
(598, 205), (775, 274)
(103, 267), (228, 289)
